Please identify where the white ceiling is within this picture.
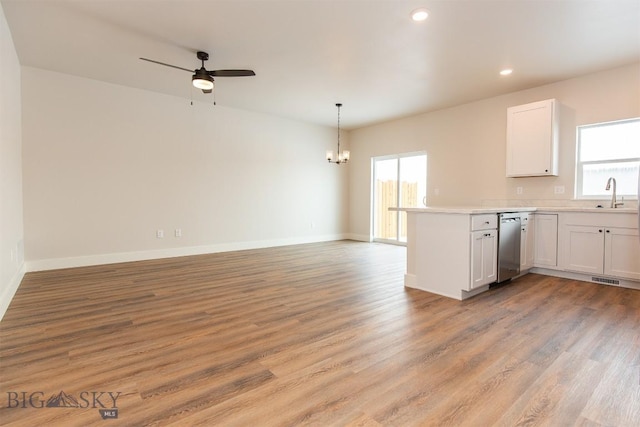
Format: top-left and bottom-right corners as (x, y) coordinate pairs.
(2, 0), (639, 129)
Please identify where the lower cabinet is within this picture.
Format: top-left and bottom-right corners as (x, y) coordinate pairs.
(520, 213), (535, 270)
(563, 224), (640, 281)
(470, 229), (497, 289)
(562, 225), (604, 275)
(533, 214), (558, 268)
(605, 227), (640, 280)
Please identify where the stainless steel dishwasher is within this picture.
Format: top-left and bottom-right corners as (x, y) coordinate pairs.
(497, 213), (521, 282)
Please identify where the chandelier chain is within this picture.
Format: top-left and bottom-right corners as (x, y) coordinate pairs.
(327, 102), (349, 164)
(337, 103), (341, 152)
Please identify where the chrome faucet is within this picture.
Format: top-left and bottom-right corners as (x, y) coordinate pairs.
(605, 177), (624, 208)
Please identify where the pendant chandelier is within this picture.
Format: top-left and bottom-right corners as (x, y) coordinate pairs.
(326, 103), (350, 164)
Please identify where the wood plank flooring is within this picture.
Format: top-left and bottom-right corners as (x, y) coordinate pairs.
(1, 240), (639, 426)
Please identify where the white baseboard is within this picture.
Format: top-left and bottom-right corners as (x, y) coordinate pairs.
(0, 262), (26, 322)
(530, 267), (640, 291)
(25, 234), (350, 272)
(404, 273), (417, 288)
(346, 233), (372, 242)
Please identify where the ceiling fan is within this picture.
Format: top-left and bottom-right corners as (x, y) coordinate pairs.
(140, 51), (255, 94)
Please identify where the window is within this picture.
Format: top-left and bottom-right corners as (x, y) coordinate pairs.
(575, 118), (640, 199)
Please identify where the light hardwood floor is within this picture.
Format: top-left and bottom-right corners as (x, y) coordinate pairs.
(1, 241), (639, 426)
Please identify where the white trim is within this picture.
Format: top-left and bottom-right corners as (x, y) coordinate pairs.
(404, 273), (417, 288)
(373, 238), (406, 246)
(25, 234), (349, 272)
(575, 118), (640, 199)
(0, 263), (26, 322)
(345, 233), (372, 242)
(371, 152), (428, 242)
(531, 267), (640, 291)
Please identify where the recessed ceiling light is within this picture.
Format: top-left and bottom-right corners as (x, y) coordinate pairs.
(500, 69), (513, 76)
(411, 8), (429, 22)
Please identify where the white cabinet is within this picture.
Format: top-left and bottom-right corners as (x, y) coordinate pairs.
(561, 214), (640, 281)
(470, 230), (498, 289)
(533, 214), (558, 268)
(563, 225), (605, 275)
(520, 213), (535, 271)
(506, 99), (559, 177)
(469, 214), (498, 289)
(404, 211), (499, 300)
(605, 227), (640, 280)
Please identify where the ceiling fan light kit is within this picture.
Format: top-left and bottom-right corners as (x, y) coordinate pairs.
(192, 70), (214, 90)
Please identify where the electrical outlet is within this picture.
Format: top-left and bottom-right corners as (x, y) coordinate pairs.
(516, 186), (523, 195)
(310, 221), (315, 229)
(156, 229), (164, 238)
(434, 188), (440, 196)
(175, 229), (182, 238)
(554, 185), (565, 194)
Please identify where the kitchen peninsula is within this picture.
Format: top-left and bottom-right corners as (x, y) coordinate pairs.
(395, 206), (640, 300)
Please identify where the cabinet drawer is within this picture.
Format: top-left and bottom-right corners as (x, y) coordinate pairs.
(471, 214), (497, 231)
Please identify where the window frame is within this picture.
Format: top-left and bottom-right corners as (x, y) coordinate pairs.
(575, 118), (640, 200)
(371, 151), (427, 244)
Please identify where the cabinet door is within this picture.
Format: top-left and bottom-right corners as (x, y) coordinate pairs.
(604, 228), (640, 280)
(470, 230), (497, 289)
(520, 216), (535, 271)
(506, 99), (558, 177)
(470, 231), (484, 288)
(534, 214), (558, 267)
(525, 217), (535, 269)
(483, 230), (498, 285)
(563, 225), (605, 275)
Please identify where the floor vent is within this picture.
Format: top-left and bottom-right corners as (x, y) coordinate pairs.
(592, 276), (619, 285)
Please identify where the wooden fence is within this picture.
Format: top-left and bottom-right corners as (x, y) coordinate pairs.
(374, 180), (418, 239)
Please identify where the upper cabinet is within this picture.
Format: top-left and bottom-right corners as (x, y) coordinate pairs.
(506, 99), (559, 177)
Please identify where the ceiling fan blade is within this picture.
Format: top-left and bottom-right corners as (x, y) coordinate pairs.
(139, 57), (194, 73)
(209, 69), (256, 77)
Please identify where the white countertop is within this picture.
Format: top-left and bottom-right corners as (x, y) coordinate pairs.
(390, 207), (537, 214)
(534, 206), (637, 213)
(391, 206), (637, 214)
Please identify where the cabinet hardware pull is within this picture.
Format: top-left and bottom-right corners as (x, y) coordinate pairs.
(606, 230), (610, 233)
(599, 229), (603, 233)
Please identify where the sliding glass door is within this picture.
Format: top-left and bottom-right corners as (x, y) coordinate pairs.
(372, 153), (427, 243)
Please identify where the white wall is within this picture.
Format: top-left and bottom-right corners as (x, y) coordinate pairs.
(349, 63), (640, 240)
(22, 67), (349, 270)
(0, 3), (25, 320)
